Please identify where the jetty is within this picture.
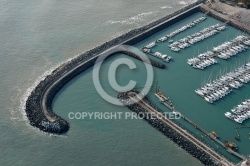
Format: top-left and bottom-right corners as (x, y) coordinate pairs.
(26, 46), (165, 134)
(118, 90), (235, 166)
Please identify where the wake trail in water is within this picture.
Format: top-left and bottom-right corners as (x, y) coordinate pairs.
(104, 11), (159, 26)
(160, 6), (173, 9)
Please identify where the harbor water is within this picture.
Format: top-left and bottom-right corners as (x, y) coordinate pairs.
(133, 12), (250, 162)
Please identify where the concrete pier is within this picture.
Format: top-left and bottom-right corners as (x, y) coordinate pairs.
(118, 90), (235, 166)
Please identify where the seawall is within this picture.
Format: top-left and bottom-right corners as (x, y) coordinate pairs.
(25, 1), (205, 134)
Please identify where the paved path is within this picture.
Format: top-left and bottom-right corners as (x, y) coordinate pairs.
(202, 0), (250, 33)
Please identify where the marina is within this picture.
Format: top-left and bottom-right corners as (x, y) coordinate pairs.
(132, 9), (250, 164)
(22, 1), (250, 165)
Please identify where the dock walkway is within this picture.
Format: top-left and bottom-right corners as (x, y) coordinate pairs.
(155, 92), (246, 161)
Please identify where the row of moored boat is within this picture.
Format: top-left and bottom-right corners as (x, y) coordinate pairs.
(225, 99), (250, 124)
(187, 35), (250, 70)
(142, 48), (172, 62)
(169, 23), (226, 52)
(142, 16), (208, 60)
(213, 35), (249, 59)
(187, 51), (217, 69)
(156, 16), (207, 43)
(195, 62), (250, 103)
